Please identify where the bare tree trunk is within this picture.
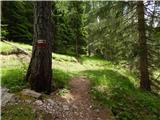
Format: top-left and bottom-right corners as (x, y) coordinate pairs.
(137, 1), (151, 91)
(76, 33), (79, 58)
(26, 1), (52, 93)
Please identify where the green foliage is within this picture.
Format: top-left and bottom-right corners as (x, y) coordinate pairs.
(1, 103), (36, 120)
(1, 67), (27, 92)
(0, 41), (16, 54)
(2, 1), (33, 42)
(1, 1), (160, 117)
(1, 24), (9, 39)
(1, 41), (160, 120)
(0, 41), (32, 54)
(68, 1), (87, 55)
(51, 1), (87, 55)
(52, 69), (72, 89)
(82, 68), (160, 120)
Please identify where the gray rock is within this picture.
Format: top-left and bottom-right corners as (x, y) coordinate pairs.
(21, 89), (42, 99)
(2, 93), (14, 106)
(97, 117), (102, 120)
(25, 99), (32, 104)
(1, 87), (15, 106)
(63, 105), (69, 111)
(35, 100), (43, 105)
(1, 87), (9, 96)
(46, 99), (56, 106)
(95, 109), (100, 113)
(10, 96), (20, 103)
(72, 104), (78, 109)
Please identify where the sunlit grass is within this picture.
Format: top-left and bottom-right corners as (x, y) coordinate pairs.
(1, 68), (27, 92)
(1, 41), (160, 120)
(0, 41), (16, 54)
(82, 69), (160, 119)
(0, 41), (32, 55)
(12, 42), (32, 51)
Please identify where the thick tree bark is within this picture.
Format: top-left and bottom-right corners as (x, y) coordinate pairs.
(26, 1), (52, 93)
(137, 1), (151, 91)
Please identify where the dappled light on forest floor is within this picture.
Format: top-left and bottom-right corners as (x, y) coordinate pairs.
(1, 41), (160, 120)
(81, 69), (160, 119)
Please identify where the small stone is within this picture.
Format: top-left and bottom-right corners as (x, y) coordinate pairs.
(35, 100), (43, 105)
(25, 99), (32, 104)
(97, 117), (102, 120)
(48, 103), (51, 106)
(63, 105), (69, 111)
(46, 99), (56, 106)
(1, 87), (9, 96)
(72, 105), (78, 109)
(47, 105), (51, 110)
(95, 109), (100, 113)
(21, 89), (42, 99)
(10, 96), (19, 103)
(1, 87), (15, 106)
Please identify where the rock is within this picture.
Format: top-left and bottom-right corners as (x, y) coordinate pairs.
(95, 109), (100, 113)
(2, 93), (14, 106)
(63, 105), (69, 111)
(10, 96), (20, 103)
(1, 87), (15, 106)
(21, 89), (42, 99)
(1, 87), (9, 96)
(25, 99), (32, 104)
(35, 100), (43, 105)
(46, 99), (56, 106)
(97, 117), (102, 120)
(72, 104), (78, 109)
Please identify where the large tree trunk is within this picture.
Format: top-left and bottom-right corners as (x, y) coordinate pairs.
(26, 1), (52, 93)
(137, 1), (151, 91)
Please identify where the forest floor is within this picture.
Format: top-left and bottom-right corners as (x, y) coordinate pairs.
(2, 76), (114, 120)
(1, 41), (160, 120)
(48, 76), (114, 120)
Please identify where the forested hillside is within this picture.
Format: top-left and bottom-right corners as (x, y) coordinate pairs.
(1, 1), (160, 120)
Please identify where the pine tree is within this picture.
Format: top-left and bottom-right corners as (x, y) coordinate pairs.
(26, 1), (52, 93)
(137, 1), (151, 91)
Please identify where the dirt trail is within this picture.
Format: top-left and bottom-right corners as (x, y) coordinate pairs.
(51, 76), (114, 120)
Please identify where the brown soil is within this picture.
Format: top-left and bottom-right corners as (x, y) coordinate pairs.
(50, 76), (114, 120)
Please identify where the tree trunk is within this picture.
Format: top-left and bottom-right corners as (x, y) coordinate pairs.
(26, 1), (52, 93)
(137, 1), (151, 91)
(76, 32), (79, 58)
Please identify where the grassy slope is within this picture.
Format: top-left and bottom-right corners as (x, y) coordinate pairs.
(1, 41), (160, 120)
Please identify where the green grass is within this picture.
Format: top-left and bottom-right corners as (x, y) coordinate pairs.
(52, 69), (74, 89)
(0, 41), (16, 54)
(12, 42), (32, 51)
(1, 41), (160, 120)
(0, 41), (32, 54)
(1, 51), (29, 92)
(1, 68), (27, 92)
(82, 69), (160, 120)
(1, 103), (36, 120)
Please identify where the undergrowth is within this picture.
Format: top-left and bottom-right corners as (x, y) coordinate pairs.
(1, 103), (36, 120)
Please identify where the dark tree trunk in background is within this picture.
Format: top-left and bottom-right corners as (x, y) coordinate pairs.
(76, 32), (79, 58)
(137, 1), (151, 91)
(26, 1), (52, 93)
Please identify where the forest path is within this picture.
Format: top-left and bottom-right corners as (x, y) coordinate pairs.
(50, 76), (114, 120)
